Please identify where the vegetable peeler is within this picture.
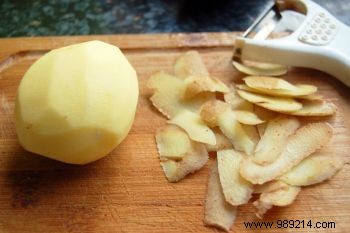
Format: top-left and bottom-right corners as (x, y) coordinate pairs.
(233, 0), (350, 87)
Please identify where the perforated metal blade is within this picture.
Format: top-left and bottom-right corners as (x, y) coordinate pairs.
(243, 1), (282, 40)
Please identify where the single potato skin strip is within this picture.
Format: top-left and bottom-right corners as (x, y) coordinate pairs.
(240, 122), (333, 184)
(204, 160), (237, 232)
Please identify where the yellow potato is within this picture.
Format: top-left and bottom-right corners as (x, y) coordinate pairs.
(148, 71), (214, 119)
(174, 50), (209, 79)
(253, 185), (301, 219)
(204, 160), (237, 232)
(156, 125), (192, 160)
(253, 106), (278, 137)
(168, 110), (216, 145)
(237, 89), (303, 112)
(232, 60), (288, 76)
(253, 116), (300, 165)
(15, 41), (138, 164)
(217, 150), (253, 205)
(160, 142), (208, 182)
(279, 152), (346, 186)
(183, 75), (229, 99)
(240, 123), (333, 184)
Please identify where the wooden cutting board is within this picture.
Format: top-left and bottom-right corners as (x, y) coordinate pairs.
(0, 33), (349, 233)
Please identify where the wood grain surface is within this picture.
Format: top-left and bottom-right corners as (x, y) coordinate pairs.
(0, 33), (349, 233)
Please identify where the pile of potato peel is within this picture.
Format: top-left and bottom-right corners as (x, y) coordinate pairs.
(148, 51), (346, 232)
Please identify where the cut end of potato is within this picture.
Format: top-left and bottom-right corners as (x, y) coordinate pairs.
(204, 160), (237, 232)
(240, 122), (333, 184)
(237, 89), (303, 113)
(232, 60), (288, 76)
(184, 75), (229, 99)
(156, 125), (192, 161)
(169, 110), (216, 145)
(217, 150), (253, 206)
(174, 50), (209, 79)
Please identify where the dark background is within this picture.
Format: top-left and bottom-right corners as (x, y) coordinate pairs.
(0, 0), (349, 37)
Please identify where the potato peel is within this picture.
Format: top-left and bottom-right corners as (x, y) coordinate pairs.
(232, 60), (288, 76)
(253, 180), (289, 194)
(174, 50), (209, 80)
(233, 110), (265, 125)
(253, 185), (301, 219)
(160, 142), (208, 182)
(240, 122), (333, 184)
(253, 116), (300, 165)
(237, 89), (303, 113)
(224, 87), (254, 111)
(204, 160), (237, 232)
(217, 150), (253, 205)
(200, 100), (257, 155)
(184, 75), (229, 99)
(279, 152), (346, 186)
(206, 131), (233, 152)
(169, 110), (216, 145)
(218, 111), (257, 155)
(148, 71), (214, 119)
(282, 99), (337, 116)
(244, 76), (298, 91)
(156, 125), (192, 161)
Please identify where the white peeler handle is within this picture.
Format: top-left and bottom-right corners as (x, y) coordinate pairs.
(236, 0), (350, 87)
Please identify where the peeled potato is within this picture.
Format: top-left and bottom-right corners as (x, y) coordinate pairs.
(174, 50), (209, 79)
(217, 150), (253, 205)
(148, 72), (214, 119)
(168, 110), (216, 145)
(160, 142), (208, 182)
(240, 123), (333, 184)
(282, 99), (337, 116)
(204, 160), (237, 232)
(253, 185), (301, 219)
(232, 60), (288, 76)
(253, 116), (300, 165)
(156, 125), (192, 160)
(237, 89), (303, 113)
(15, 41), (138, 164)
(183, 75), (229, 99)
(279, 152), (345, 186)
